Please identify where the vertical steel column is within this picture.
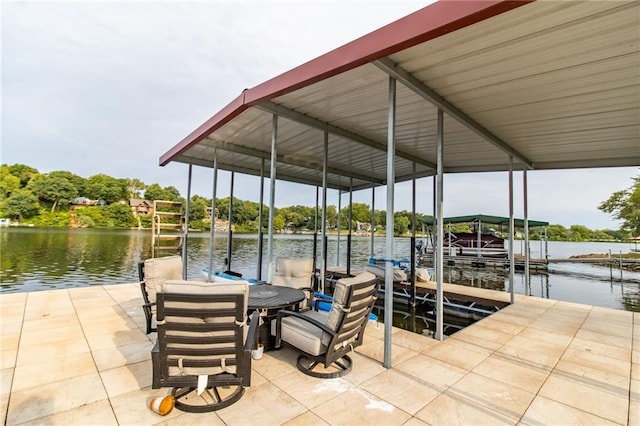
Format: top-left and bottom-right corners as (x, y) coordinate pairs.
(267, 115), (278, 282)
(411, 162), (417, 307)
(226, 171), (234, 271)
(432, 177), (437, 266)
(370, 188), (375, 257)
(257, 159), (265, 280)
(523, 166), (530, 296)
(313, 186), (319, 287)
(476, 219), (482, 258)
(321, 132), (329, 293)
(336, 190), (342, 266)
(182, 164), (193, 280)
(508, 155), (515, 304)
(435, 109), (444, 341)
(347, 179), (353, 276)
(384, 76), (396, 368)
(207, 151), (219, 282)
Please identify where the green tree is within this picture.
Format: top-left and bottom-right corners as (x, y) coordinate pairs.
(273, 214), (285, 231)
(49, 171), (85, 196)
(394, 215), (410, 236)
(189, 196), (208, 221)
(547, 224), (570, 241)
(0, 190), (40, 220)
(0, 166), (20, 199)
(599, 172), (640, 235)
(103, 203), (135, 228)
(569, 224), (592, 241)
(30, 174), (78, 212)
(85, 174), (128, 204)
(7, 164), (39, 187)
(127, 178), (146, 198)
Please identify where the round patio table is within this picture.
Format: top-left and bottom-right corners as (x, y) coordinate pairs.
(248, 284), (305, 310)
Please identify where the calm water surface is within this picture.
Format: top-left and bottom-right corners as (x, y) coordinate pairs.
(2, 228), (639, 316)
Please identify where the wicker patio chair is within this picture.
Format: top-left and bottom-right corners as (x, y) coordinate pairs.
(151, 279), (258, 412)
(138, 255), (183, 334)
(271, 257), (315, 311)
(273, 271), (377, 378)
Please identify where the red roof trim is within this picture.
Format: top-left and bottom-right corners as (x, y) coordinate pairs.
(161, 0), (532, 166)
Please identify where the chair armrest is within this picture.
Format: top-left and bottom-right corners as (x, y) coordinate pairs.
(244, 310), (260, 351)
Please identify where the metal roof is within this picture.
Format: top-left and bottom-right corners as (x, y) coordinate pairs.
(423, 214), (549, 228)
(160, 0), (640, 192)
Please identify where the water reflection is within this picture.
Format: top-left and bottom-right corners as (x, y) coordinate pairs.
(1, 228), (639, 314)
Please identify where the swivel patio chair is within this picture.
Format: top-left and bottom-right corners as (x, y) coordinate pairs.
(273, 271), (377, 378)
(138, 255), (183, 334)
(271, 257), (315, 311)
(151, 279), (258, 412)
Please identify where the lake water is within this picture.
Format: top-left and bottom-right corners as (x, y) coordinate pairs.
(2, 228), (639, 316)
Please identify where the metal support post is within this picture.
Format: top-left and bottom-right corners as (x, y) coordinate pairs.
(257, 159), (265, 280)
(267, 114), (278, 282)
(435, 109), (444, 341)
(182, 164), (192, 280)
(384, 76), (396, 368)
(207, 151), (218, 282)
(508, 155), (515, 304)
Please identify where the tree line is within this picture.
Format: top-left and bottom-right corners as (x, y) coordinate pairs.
(0, 163), (637, 240)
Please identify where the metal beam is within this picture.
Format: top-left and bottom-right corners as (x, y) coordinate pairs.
(375, 57), (533, 169)
(202, 137), (384, 185)
(172, 155), (351, 191)
(256, 101), (437, 170)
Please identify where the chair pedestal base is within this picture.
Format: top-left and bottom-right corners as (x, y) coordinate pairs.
(296, 354), (353, 379)
(171, 385), (244, 412)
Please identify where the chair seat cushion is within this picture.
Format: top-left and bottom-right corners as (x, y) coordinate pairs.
(271, 310), (331, 356)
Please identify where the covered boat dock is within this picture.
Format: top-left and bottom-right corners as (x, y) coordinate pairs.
(159, 0), (639, 368)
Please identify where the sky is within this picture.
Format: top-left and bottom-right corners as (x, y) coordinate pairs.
(1, 0), (636, 230)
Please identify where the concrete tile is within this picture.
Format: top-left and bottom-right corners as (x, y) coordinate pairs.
(281, 410), (330, 426)
(1, 368), (13, 395)
(561, 347), (630, 379)
(12, 351), (97, 392)
(569, 336), (631, 362)
(313, 387), (411, 426)
(22, 302), (76, 321)
(396, 354), (466, 392)
(18, 324), (84, 348)
(216, 382), (307, 425)
(392, 328), (439, 353)
(342, 352), (387, 386)
(539, 373), (628, 424)
(422, 339), (492, 371)
(517, 326), (574, 346)
(0, 392), (8, 425)
(401, 417), (429, 426)
(451, 323), (514, 350)
(85, 326), (150, 352)
(16, 337), (90, 366)
(160, 409), (226, 425)
(414, 390), (515, 426)
(109, 388), (182, 425)
(93, 339), (153, 371)
(251, 347), (299, 381)
(0, 333), (20, 351)
(497, 335), (566, 370)
(475, 316), (524, 335)
(20, 314), (80, 333)
(100, 359), (152, 398)
(363, 321), (398, 341)
(521, 395), (620, 426)
(580, 319), (632, 339)
(473, 353), (550, 394)
(272, 373), (351, 409)
(6, 373), (108, 424)
(1, 349), (17, 370)
(629, 397), (640, 426)
(356, 338), (419, 366)
(360, 369), (441, 415)
(0, 320), (23, 336)
(575, 328), (632, 350)
(448, 372), (535, 421)
(17, 398), (118, 425)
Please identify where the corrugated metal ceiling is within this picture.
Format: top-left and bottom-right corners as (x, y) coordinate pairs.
(165, 0), (639, 191)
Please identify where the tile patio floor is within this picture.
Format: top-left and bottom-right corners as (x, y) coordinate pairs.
(1, 283), (638, 425)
